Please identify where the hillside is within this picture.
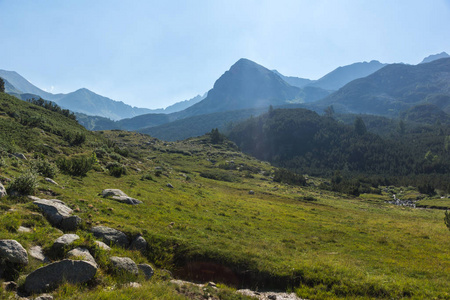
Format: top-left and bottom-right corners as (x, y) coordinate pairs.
(420, 51), (449, 64)
(271, 70), (312, 88)
(312, 57), (450, 116)
(1, 92), (450, 299)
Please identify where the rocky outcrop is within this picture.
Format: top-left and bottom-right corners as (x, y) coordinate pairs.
(0, 183), (7, 198)
(23, 259), (97, 294)
(0, 240), (28, 265)
(67, 247), (97, 267)
(91, 226), (129, 247)
(102, 189), (142, 205)
(33, 198), (82, 231)
(109, 256), (138, 275)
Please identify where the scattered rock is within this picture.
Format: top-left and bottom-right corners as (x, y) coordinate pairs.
(138, 263), (154, 280)
(18, 226), (33, 233)
(60, 215), (82, 231)
(13, 153), (27, 160)
(0, 240), (29, 265)
(94, 240), (111, 251)
(67, 247), (97, 267)
(91, 226), (130, 247)
(207, 282), (217, 288)
(111, 195), (142, 205)
(249, 190), (255, 195)
(125, 282), (141, 288)
(0, 183), (7, 198)
(33, 199), (72, 226)
(129, 235), (147, 254)
(109, 256), (138, 275)
(237, 289), (303, 300)
(24, 259), (97, 294)
(166, 183), (174, 188)
(52, 234), (79, 251)
(29, 246), (48, 263)
(44, 178), (58, 185)
(34, 294), (53, 300)
(2, 281), (17, 291)
(102, 189), (127, 198)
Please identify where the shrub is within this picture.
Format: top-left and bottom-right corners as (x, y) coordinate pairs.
(57, 154), (95, 177)
(7, 171), (38, 196)
(106, 162), (127, 178)
(200, 169), (238, 182)
(32, 158), (58, 178)
(63, 131), (86, 146)
(273, 168), (306, 186)
(140, 173), (154, 181)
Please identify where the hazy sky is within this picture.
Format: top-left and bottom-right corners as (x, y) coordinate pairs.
(1, 0), (449, 109)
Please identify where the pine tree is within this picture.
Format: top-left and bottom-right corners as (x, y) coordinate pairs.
(0, 77), (5, 93)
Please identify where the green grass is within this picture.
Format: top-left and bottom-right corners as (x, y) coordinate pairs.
(1, 93), (450, 299)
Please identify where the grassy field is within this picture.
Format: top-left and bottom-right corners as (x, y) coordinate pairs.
(1, 93), (450, 299)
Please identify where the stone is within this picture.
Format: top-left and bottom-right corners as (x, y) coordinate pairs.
(0, 183), (7, 198)
(18, 226), (33, 233)
(67, 247), (97, 267)
(166, 183), (174, 188)
(52, 234), (79, 251)
(29, 246), (48, 263)
(249, 190), (255, 195)
(44, 178), (58, 185)
(129, 236), (148, 254)
(102, 189), (127, 198)
(91, 226), (129, 247)
(23, 259), (97, 294)
(13, 153), (27, 160)
(0, 240), (28, 265)
(33, 199), (72, 227)
(34, 294), (53, 300)
(125, 282), (141, 288)
(94, 240), (111, 251)
(109, 256), (138, 275)
(2, 281), (17, 291)
(60, 215), (82, 231)
(111, 195), (142, 205)
(138, 263), (154, 280)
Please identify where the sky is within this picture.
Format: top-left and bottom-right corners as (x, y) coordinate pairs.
(1, 0), (450, 109)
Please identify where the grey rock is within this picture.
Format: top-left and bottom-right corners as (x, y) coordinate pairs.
(67, 247), (97, 267)
(0, 183), (7, 197)
(29, 246), (48, 263)
(111, 195), (142, 205)
(60, 215), (82, 231)
(52, 234), (79, 250)
(138, 263), (154, 280)
(33, 199), (72, 227)
(91, 226), (129, 247)
(130, 236), (147, 254)
(94, 240), (111, 251)
(44, 178), (58, 185)
(13, 153), (27, 160)
(109, 256), (138, 275)
(125, 282), (141, 288)
(249, 190), (255, 195)
(0, 240), (28, 265)
(102, 189), (127, 198)
(24, 259), (97, 294)
(34, 294), (53, 300)
(18, 226), (33, 233)
(166, 183), (174, 188)
(2, 281), (17, 291)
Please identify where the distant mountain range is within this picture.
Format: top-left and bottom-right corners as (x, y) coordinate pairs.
(420, 52), (449, 64)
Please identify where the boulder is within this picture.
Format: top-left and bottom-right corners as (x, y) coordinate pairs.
(130, 236), (148, 254)
(0, 240), (28, 265)
(109, 256), (138, 275)
(111, 195), (142, 205)
(23, 259), (97, 294)
(29, 246), (48, 263)
(34, 294), (53, 300)
(102, 189), (127, 198)
(138, 263), (154, 280)
(94, 240), (111, 251)
(91, 226), (129, 247)
(33, 199), (72, 226)
(60, 215), (82, 231)
(166, 183), (174, 188)
(18, 226), (33, 233)
(44, 178), (58, 185)
(52, 234), (79, 251)
(13, 153), (27, 160)
(67, 247), (97, 267)
(0, 183), (7, 198)
(2, 281), (17, 291)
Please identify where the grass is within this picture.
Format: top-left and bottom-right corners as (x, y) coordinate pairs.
(1, 93), (450, 299)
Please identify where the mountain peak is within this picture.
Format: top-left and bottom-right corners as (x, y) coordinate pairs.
(420, 52), (450, 64)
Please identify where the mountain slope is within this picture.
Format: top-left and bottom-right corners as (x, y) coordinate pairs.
(271, 70), (312, 88)
(307, 60), (386, 91)
(420, 51), (449, 64)
(313, 57), (450, 116)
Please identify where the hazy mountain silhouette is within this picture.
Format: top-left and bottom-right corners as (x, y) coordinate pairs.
(420, 52), (449, 64)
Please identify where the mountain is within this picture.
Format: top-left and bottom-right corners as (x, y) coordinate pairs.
(312, 57), (450, 116)
(1, 76), (23, 95)
(307, 60), (387, 91)
(420, 52), (449, 64)
(271, 70), (312, 88)
(162, 93), (207, 114)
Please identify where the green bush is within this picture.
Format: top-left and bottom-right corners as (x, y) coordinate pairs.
(273, 168), (306, 186)
(106, 162), (127, 178)
(7, 171), (38, 196)
(32, 158), (58, 178)
(200, 169), (239, 182)
(57, 154), (95, 177)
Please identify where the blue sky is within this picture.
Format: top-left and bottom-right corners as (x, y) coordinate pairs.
(1, 0), (449, 109)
